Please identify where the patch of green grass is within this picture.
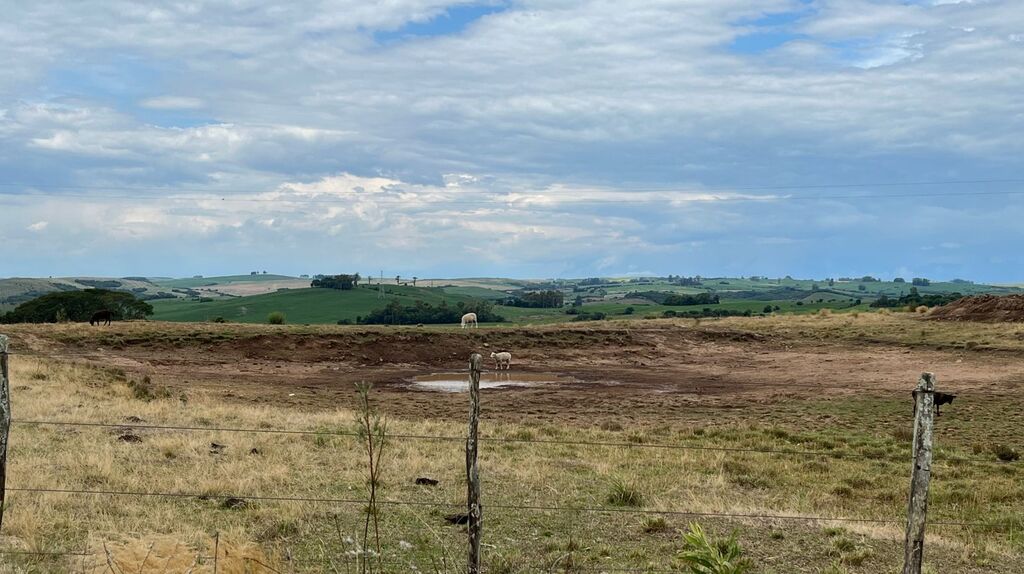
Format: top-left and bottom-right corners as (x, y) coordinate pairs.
(606, 478), (645, 507)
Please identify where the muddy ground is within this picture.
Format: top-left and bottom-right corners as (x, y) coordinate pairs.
(7, 320), (1023, 440)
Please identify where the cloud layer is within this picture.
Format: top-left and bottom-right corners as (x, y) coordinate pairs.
(1, 1), (1022, 280)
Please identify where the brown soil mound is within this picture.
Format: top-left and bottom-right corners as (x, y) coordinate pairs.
(930, 294), (1024, 322)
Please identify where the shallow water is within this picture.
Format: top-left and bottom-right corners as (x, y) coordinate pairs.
(410, 372), (571, 392)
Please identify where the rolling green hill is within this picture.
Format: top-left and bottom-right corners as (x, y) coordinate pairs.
(0, 277), (176, 312)
(149, 284), (488, 324)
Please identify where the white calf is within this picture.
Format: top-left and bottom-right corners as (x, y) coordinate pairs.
(490, 351), (512, 370)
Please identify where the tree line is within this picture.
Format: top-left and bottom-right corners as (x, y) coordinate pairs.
(1, 289), (153, 323)
(869, 288), (960, 309)
(358, 299), (504, 325)
(504, 290), (564, 308)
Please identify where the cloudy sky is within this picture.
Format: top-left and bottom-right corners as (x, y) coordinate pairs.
(1, 0), (1023, 281)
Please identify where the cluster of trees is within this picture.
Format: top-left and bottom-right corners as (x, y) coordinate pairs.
(665, 275), (702, 286)
(505, 290), (564, 308)
(359, 299), (503, 325)
(870, 288), (960, 309)
(311, 274), (361, 290)
(912, 278), (931, 286)
(577, 278), (604, 286)
(1, 289), (153, 324)
(663, 293), (720, 306)
(663, 308), (752, 318)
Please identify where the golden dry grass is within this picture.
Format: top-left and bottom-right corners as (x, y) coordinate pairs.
(0, 318), (1022, 572)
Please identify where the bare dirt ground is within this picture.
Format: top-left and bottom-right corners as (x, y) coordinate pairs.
(6, 317), (1023, 444)
(2, 316), (1022, 572)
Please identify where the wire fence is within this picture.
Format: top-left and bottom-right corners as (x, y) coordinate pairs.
(1, 345), (1021, 572)
(9, 418), (1007, 466)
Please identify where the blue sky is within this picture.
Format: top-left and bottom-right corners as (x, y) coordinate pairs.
(1, 0), (1023, 282)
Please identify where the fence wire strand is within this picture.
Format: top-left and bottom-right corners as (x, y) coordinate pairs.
(7, 485), (1013, 530)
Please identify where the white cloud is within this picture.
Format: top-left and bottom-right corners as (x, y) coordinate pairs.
(27, 221), (48, 231)
(139, 96), (205, 110)
(1, 1), (1023, 279)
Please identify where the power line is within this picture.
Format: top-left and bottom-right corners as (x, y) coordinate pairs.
(10, 486), (1008, 529)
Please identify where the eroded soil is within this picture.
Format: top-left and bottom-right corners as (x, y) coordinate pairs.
(7, 320), (1023, 444)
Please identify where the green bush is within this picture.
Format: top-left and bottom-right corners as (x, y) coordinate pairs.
(677, 522), (751, 574)
(267, 312), (286, 325)
(606, 478), (644, 507)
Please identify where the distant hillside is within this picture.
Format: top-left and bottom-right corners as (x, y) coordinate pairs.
(152, 274), (301, 289)
(149, 284), (489, 324)
(0, 277), (178, 312)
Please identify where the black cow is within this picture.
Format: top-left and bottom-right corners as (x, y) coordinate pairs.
(912, 390), (956, 417)
(89, 309), (113, 326)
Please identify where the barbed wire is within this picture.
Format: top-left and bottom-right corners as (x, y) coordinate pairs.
(15, 418), (1005, 465)
(8, 486), (1015, 530)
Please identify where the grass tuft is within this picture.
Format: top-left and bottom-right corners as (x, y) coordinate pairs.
(606, 478), (645, 507)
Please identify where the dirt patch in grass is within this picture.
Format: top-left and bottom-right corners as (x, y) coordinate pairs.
(930, 294), (1024, 323)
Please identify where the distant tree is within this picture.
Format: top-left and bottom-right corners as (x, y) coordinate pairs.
(858, 284), (867, 291)
(663, 293), (719, 306)
(359, 298), (503, 325)
(763, 305), (773, 314)
(893, 277), (906, 283)
(396, 275), (401, 285)
(624, 307), (635, 315)
(412, 276), (417, 286)
(311, 274), (357, 290)
(506, 290), (564, 308)
(267, 311), (285, 324)
(912, 277), (931, 286)
(1, 289), (152, 324)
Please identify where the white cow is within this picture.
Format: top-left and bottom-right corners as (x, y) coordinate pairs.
(460, 312), (478, 329)
(490, 351), (512, 370)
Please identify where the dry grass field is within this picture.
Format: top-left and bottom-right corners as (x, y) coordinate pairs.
(0, 313), (1022, 572)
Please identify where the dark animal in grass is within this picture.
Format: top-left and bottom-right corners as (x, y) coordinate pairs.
(444, 513), (470, 525)
(415, 477), (439, 486)
(911, 391), (956, 417)
(89, 309), (113, 326)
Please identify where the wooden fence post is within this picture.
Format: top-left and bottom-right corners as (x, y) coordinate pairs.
(0, 334), (10, 533)
(903, 372), (936, 574)
(466, 353), (483, 574)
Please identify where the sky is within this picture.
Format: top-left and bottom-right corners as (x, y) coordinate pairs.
(1, 0), (1023, 282)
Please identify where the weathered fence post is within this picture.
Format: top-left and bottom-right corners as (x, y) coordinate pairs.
(466, 353), (483, 574)
(903, 372), (936, 574)
(0, 334), (10, 533)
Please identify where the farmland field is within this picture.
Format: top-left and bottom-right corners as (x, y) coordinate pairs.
(1, 313), (1022, 572)
(140, 275), (1022, 327)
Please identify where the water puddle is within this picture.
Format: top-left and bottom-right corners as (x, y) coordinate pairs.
(410, 372), (572, 392)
